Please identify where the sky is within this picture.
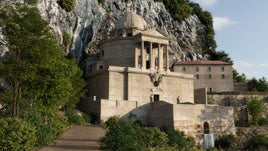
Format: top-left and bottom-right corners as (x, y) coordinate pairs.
(191, 0), (268, 80)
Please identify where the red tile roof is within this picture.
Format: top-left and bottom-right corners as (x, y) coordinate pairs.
(174, 60), (233, 65)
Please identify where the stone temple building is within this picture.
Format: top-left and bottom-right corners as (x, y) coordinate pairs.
(79, 12), (236, 142)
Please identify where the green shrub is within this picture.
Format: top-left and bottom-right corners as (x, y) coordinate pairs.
(0, 118), (37, 151)
(100, 119), (144, 151)
(60, 0), (76, 12)
(258, 117), (268, 126)
(141, 127), (168, 148)
(23, 109), (54, 146)
(215, 134), (236, 150)
(103, 115), (120, 129)
(47, 112), (69, 139)
(161, 127), (195, 150)
(244, 135), (268, 151)
(62, 31), (71, 51)
(235, 120), (250, 127)
(65, 109), (88, 125)
(247, 97), (265, 126)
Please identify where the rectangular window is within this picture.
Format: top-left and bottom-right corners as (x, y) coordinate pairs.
(196, 74), (199, 79)
(208, 67), (211, 72)
(154, 94), (159, 102)
(222, 74), (225, 79)
(196, 67), (199, 72)
(209, 74), (212, 79)
(221, 67), (225, 72)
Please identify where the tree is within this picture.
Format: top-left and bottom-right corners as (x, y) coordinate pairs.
(0, 3), (85, 117)
(233, 69), (247, 83)
(247, 97), (265, 126)
(247, 77), (268, 92)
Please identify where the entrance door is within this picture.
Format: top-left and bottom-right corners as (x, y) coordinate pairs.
(154, 94), (159, 102)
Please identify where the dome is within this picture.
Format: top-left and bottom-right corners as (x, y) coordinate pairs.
(116, 12), (147, 30)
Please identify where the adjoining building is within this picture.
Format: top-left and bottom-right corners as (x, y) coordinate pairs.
(173, 61), (234, 92)
(79, 12), (236, 142)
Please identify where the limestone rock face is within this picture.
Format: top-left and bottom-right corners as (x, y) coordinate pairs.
(2, 0), (206, 64)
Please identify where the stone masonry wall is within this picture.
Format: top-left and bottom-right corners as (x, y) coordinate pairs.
(173, 104), (236, 143)
(208, 94), (268, 121)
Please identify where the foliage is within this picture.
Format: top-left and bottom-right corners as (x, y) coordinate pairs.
(0, 3), (86, 117)
(62, 31), (71, 52)
(161, 0), (192, 20)
(209, 50), (233, 63)
(99, 119), (144, 151)
(103, 115), (120, 129)
(258, 117), (268, 126)
(141, 127), (168, 148)
(100, 117), (197, 150)
(60, 0), (76, 12)
(247, 77), (268, 92)
(65, 109), (89, 125)
(247, 97), (265, 126)
(233, 69), (247, 83)
(22, 108), (54, 146)
(244, 135), (268, 151)
(47, 112), (69, 139)
(235, 120), (250, 127)
(161, 127), (195, 150)
(0, 118), (37, 151)
(215, 134), (236, 150)
(155, 0), (217, 58)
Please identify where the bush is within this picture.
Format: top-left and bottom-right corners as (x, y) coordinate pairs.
(0, 118), (37, 151)
(247, 97), (265, 126)
(65, 109), (88, 125)
(60, 0), (76, 12)
(161, 127), (195, 150)
(99, 119), (144, 151)
(244, 135), (268, 151)
(103, 115), (120, 129)
(258, 117), (268, 126)
(215, 134), (236, 150)
(23, 109), (54, 146)
(235, 120), (250, 127)
(141, 127), (168, 148)
(47, 112), (69, 139)
(62, 31), (71, 51)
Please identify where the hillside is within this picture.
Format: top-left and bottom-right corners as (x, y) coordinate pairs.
(1, 0), (216, 66)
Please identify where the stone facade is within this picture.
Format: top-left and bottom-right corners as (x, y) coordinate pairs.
(80, 12), (236, 141)
(173, 61), (234, 92)
(207, 93), (268, 122)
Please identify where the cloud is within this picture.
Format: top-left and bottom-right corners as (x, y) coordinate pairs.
(233, 61), (268, 79)
(213, 16), (236, 31)
(190, 0), (218, 7)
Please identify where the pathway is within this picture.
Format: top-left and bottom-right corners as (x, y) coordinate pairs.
(39, 124), (105, 151)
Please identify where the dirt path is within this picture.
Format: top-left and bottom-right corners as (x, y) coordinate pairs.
(39, 124), (105, 151)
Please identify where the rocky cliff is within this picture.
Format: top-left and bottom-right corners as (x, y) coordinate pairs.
(2, 0), (207, 65)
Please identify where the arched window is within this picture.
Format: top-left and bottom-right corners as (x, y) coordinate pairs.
(204, 121), (210, 134)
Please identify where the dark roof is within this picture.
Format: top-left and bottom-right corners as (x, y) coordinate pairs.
(174, 60), (233, 65)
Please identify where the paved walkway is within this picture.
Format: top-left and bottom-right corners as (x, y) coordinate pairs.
(39, 124), (105, 151)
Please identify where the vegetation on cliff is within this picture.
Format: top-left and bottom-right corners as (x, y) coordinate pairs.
(59, 0), (76, 12)
(154, 0), (218, 58)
